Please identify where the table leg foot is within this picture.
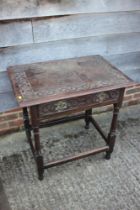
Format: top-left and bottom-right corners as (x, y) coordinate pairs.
(85, 124), (89, 129)
(30, 106), (44, 180)
(106, 103), (120, 160)
(36, 155), (44, 181)
(105, 152), (111, 160)
(38, 173), (44, 181)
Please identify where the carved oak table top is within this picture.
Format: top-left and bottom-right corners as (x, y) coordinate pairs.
(8, 55), (133, 108)
(7, 55), (135, 180)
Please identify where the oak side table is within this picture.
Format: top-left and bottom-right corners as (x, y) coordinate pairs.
(8, 55), (133, 180)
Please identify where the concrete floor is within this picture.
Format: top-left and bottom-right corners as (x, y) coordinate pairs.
(0, 104), (140, 210)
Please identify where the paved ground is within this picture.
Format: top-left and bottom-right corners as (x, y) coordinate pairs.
(0, 104), (140, 210)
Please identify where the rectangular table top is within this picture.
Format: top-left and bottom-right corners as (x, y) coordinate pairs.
(8, 55), (134, 108)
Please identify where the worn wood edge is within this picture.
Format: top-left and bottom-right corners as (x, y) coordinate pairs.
(14, 84), (133, 108)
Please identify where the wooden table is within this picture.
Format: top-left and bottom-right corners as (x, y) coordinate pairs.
(8, 55), (133, 180)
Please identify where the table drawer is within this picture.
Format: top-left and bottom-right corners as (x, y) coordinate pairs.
(39, 89), (120, 116)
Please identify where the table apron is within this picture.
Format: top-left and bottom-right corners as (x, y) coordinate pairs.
(39, 89), (120, 117)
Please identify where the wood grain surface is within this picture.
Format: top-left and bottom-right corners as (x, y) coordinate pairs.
(8, 55), (133, 107)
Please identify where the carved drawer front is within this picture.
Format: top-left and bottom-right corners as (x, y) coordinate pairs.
(39, 89), (120, 116)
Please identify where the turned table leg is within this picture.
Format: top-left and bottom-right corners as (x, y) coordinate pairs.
(23, 107), (35, 154)
(85, 109), (92, 129)
(106, 88), (125, 159)
(106, 103), (120, 160)
(30, 105), (44, 180)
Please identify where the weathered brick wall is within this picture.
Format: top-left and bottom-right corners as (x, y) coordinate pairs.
(123, 84), (140, 106)
(0, 109), (23, 135)
(0, 84), (139, 135)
